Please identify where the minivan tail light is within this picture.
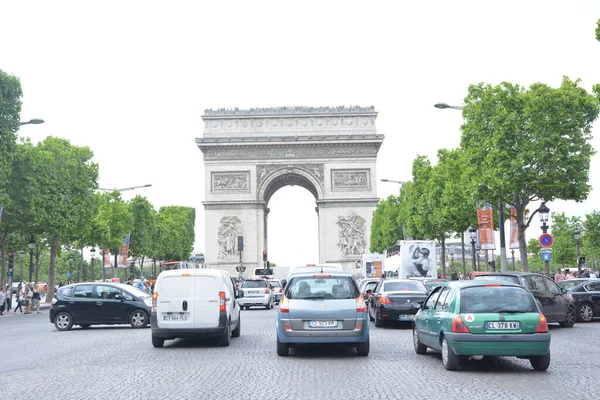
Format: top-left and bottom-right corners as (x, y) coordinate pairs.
(536, 313), (548, 333)
(219, 291), (226, 312)
(152, 292), (158, 310)
(280, 296), (289, 313)
(356, 296), (367, 312)
(452, 315), (470, 333)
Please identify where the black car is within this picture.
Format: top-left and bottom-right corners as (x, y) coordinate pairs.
(368, 279), (428, 327)
(49, 282), (152, 331)
(557, 279), (600, 322)
(473, 272), (576, 327)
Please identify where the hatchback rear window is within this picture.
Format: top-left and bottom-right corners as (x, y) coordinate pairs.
(269, 281), (281, 288)
(241, 280), (268, 288)
(287, 276), (358, 299)
(460, 286), (536, 313)
(472, 275), (520, 284)
(383, 281), (426, 292)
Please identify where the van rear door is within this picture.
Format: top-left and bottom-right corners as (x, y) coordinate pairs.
(157, 275), (195, 329)
(194, 275), (219, 329)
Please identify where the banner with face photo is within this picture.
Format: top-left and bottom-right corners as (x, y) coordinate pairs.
(477, 204), (496, 250)
(509, 207), (521, 249)
(104, 250), (112, 269)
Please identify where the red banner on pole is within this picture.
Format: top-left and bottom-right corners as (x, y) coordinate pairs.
(117, 234), (131, 268)
(477, 205), (496, 250)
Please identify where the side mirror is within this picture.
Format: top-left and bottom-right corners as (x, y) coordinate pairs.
(560, 287), (567, 294)
(412, 301), (422, 310)
(281, 279), (287, 290)
(114, 294), (124, 301)
(238, 290), (244, 298)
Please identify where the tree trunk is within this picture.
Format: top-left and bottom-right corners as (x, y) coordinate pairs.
(460, 231), (466, 279)
(45, 234), (60, 303)
(34, 252), (39, 284)
(0, 227), (8, 288)
(440, 237), (447, 279)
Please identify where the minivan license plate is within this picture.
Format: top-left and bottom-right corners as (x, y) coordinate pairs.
(486, 321), (519, 330)
(163, 314), (188, 322)
(309, 320), (337, 328)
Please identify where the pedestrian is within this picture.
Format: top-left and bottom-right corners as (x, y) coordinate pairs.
(4, 285), (11, 312)
(126, 276), (134, 285)
(554, 269), (566, 283)
(25, 283), (34, 314)
(13, 289), (23, 313)
(32, 284), (41, 314)
(0, 289), (5, 315)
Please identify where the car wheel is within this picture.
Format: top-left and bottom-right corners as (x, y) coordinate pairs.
(277, 337), (289, 357)
(79, 324), (91, 329)
(151, 334), (165, 348)
(54, 312), (74, 331)
(559, 307), (576, 327)
(356, 337), (370, 356)
(129, 310), (148, 329)
(219, 319), (231, 346)
(441, 337), (460, 371)
(374, 311), (384, 327)
(577, 303), (594, 323)
(232, 315), (241, 338)
(413, 326), (427, 355)
(530, 350), (551, 371)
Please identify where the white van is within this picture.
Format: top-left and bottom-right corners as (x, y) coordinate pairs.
(150, 269), (241, 348)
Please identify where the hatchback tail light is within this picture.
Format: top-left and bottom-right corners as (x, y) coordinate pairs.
(536, 313), (548, 333)
(280, 296), (289, 313)
(451, 315), (470, 333)
(356, 296), (367, 312)
(152, 292), (158, 310)
(219, 291), (226, 312)
(380, 296), (392, 305)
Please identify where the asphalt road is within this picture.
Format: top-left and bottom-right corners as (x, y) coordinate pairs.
(1, 306), (598, 399)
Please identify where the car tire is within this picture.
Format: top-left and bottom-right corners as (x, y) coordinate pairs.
(576, 303), (594, 323)
(374, 311), (384, 327)
(559, 307), (576, 327)
(151, 334), (165, 348)
(356, 337), (370, 356)
(277, 337), (289, 357)
(413, 326), (427, 355)
(54, 312), (74, 331)
(79, 324), (91, 329)
(219, 319), (231, 346)
(530, 350), (551, 371)
(441, 337), (460, 371)
(129, 310), (148, 329)
(232, 315), (241, 338)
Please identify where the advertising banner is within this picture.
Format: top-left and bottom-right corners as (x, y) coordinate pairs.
(509, 207), (521, 249)
(359, 254), (384, 278)
(117, 234), (131, 268)
(477, 204), (496, 250)
(104, 250), (112, 269)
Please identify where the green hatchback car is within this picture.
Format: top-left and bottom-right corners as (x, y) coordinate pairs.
(412, 280), (551, 371)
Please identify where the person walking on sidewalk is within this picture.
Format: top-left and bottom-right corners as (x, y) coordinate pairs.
(14, 289), (23, 313)
(25, 283), (34, 314)
(0, 289), (5, 315)
(4, 285), (12, 312)
(32, 284), (41, 314)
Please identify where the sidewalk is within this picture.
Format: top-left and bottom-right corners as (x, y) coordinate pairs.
(1, 297), (51, 317)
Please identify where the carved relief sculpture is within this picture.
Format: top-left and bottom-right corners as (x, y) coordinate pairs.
(212, 172), (249, 192)
(337, 213), (367, 256)
(217, 216), (242, 259)
(332, 170), (370, 190)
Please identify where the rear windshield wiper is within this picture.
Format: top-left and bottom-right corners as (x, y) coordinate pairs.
(301, 295), (327, 300)
(493, 309), (534, 313)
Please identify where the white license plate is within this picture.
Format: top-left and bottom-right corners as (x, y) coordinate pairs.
(163, 314), (188, 322)
(309, 320), (338, 328)
(486, 321), (519, 330)
(399, 314), (414, 320)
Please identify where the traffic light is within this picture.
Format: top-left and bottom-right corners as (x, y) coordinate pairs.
(8, 252), (14, 268)
(129, 261), (135, 274)
(237, 236), (244, 252)
(263, 251), (267, 261)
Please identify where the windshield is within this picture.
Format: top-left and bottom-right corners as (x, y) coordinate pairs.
(460, 286), (536, 313)
(269, 281), (281, 288)
(287, 276), (359, 299)
(119, 284), (150, 298)
(383, 281), (426, 292)
(557, 280), (583, 291)
(241, 280), (268, 289)
(472, 275), (520, 284)
(424, 281), (446, 291)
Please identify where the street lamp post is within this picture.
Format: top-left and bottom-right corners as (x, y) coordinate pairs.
(90, 248), (96, 282)
(27, 236), (35, 283)
(468, 227), (477, 272)
(380, 179), (408, 239)
(19, 118), (44, 126)
(538, 202), (550, 274)
(19, 250), (25, 284)
(99, 184), (152, 192)
(574, 229), (581, 278)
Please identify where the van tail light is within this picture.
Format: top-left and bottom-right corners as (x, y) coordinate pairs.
(279, 288), (282, 293)
(356, 296), (367, 312)
(265, 288), (270, 294)
(380, 296), (392, 305)
(280, 296), (289, 313)
(536, 313), (548, 333)
(152, 292), (158, 310)
(219, 291), (226, 312)
(452, 315), (470, 333)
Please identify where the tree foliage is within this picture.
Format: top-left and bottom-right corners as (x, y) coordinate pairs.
(155, 206), (195, 261)
(550, 212), (581, 267)
(370, 195), (403, 253)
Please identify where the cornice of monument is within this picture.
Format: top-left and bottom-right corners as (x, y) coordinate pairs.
(196, 134), (384, 145)
(202, 105), (377, 119)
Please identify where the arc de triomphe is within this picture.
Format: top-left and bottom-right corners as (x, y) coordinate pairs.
(196, 106), (384, 274)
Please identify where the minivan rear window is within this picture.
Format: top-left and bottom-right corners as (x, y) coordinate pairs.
(287, 276), (358, 300)
(472, 275), (520, 284)
(460, 286), (536, 313)
(241, 280), (267, 289)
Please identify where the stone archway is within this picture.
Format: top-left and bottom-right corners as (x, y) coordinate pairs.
(197, 106), (384, 275)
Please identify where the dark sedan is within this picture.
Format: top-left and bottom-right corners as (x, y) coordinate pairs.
(558, 279), (600, 322)
(49, 282), (152, 331)
(368, 279), (428, 327)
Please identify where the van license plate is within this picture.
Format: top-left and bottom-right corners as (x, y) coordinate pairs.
(163, 314), (188, 322)
(309, 320), (337, 328)
(486, 321), (519, 330)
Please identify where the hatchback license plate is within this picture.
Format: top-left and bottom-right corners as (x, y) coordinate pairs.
(486, 321), (519, 330)
(399, 314), (414, 320)
(163, 314), (188, 322)
(309, 320), (337, 328)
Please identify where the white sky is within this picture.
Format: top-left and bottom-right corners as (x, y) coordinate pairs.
(2, 1), (599, 266)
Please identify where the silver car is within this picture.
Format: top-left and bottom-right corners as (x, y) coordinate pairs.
(238, 278), (274, 310)
(269, 279), (284, 302)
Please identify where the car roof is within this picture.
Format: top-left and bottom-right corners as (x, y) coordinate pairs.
(382, 279), (423, 283)
(446, 280), (523, 289)
(289, 271), (353, 278)
(158, 269), (230, 278)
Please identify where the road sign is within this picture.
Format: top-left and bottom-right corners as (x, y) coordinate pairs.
(66, 272), (72, 278)
(542, 252), (551, 261)
(539, 233), (554, 248)
(541, 248), (553, 253)
(235, 266), (246, 273)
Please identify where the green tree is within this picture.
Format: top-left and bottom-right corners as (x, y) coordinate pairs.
(370, 195), (403, 253)
(156, 206), (195, 261)
(582, 211), (600, 270)
(596, 18), (600, 42)
(550, 212), (581, 269)
(128, 195), (156, 276)
(97, 191), (133, 279)
(460, 77), (600, 272)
